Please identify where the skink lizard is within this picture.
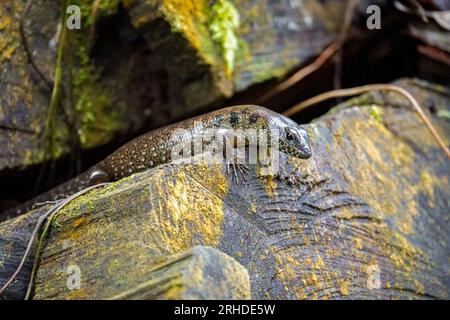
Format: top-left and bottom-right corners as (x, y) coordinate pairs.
(2, 105), (312, 219)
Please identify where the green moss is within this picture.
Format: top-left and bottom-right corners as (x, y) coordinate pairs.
(73, 44), (121, 147)
(52, 176), (132, 226)
(161, 1), (211, 56)
(96, 0), (120, 14)
(72, 0), (120, 27)
(68, 1), (122, 148)
(43, 0), (69, 160)
(247, 56), (295, 84)
(208, 0), (240, 78)
(0, 13), (17, 63)
(161, 0), (245, 79)
(436, 109), (450, 120)
(368, 106), (383, 123)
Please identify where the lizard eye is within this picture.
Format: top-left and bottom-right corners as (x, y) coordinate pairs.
(285, 130), (295, 142)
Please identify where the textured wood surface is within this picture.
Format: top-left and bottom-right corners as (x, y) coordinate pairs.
(108, 245), (251, 300)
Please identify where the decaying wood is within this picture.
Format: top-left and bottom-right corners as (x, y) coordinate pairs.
(108, 246), (251, 300)
(0, 79), (448, 300)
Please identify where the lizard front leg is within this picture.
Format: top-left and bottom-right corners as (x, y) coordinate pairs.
(217, 129), (250, 184)
(225, 146), (250, 183)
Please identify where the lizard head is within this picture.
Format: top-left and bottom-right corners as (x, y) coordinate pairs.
(251, 106), (312, 159)
(279, 124), (312, 159)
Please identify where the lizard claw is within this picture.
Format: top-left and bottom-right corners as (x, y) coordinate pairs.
(222, 142), (251, 185)
(226, 162), (249, 184)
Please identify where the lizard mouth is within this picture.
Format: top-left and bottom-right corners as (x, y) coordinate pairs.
(298, 146), (312, 159)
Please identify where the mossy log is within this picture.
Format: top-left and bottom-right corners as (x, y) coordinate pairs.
(0, 78), (449, 300)
(0, 0), (355, 172)
(0, 0), (131, 170)
(125, 0), (349, 101)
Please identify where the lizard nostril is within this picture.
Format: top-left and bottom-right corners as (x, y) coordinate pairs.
(301, 146), (312, 159)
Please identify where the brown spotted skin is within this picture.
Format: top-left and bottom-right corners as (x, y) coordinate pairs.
(2, 105), (311, 219)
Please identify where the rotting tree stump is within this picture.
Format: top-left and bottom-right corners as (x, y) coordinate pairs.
(0, 78), (448, 300)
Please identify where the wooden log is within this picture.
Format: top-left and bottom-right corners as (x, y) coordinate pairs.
(0, 211), (38, 300)
(125, 0), (348, 105)
(0, 0), (133, 171)
(0, 1), (57, 171)
(0, 79), (449, 299)
(108, 245), (251, 300)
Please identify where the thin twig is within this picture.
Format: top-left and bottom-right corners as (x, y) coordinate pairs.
(395, 0), (429, 22)
(35, 1), (69, 194)
(25, 183), (109, 299)
(0, 124), (37, 134)
(0, 213), (46, 296)
(43, 0), (68, 158)
(64, 26), (82, 177)
(282, 84), (450, 160)
(19, 1), (74, 146)
(333, 0), (358, 91)
(0, 183), (109, 298)
(258, 0), (358, 104)
(89, 0), (102, 43)
(20, 0), (52, 89)
(417, 45), (450, 67)
(395, 0), (450, 30)
(257, 41), (340, 104)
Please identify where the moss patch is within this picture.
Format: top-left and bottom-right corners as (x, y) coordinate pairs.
(67, 0), (122, 148)
(161, 0), (244, 78)
(73, 44), (121, 147)
(208, 0), (240, 78)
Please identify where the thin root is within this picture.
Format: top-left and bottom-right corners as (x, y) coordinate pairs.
(257, 0), (359, 104)
(283, 84), (450, 160)
(257, 41), (340, 104)
(20, 0), (52, 89)
(0, 183), (109, 299)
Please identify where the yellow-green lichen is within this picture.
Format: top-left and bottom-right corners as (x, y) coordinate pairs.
(71, 25), (122, 147)
(0, 13), (16, 62)
(73, 62), (121, 147)
(142, 162), (229, 255)
(209, 0), (240, 78)
(436, 109), (450, 120)
(368, 106), (383, 123)
(286, 106), (448, 298)
(162, 0), (213, 60)
(72, 0), (120, 27)
(161, 0), (244, 79)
